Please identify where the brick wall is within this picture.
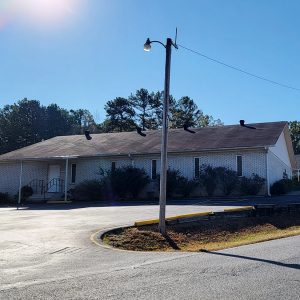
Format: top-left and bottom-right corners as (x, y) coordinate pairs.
(268, 151), (292, 185)
(71, 150), (267, 184)
(0, 150), (268, 197)
(0, 161), (48, 196)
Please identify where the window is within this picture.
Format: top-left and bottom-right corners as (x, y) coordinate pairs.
(151, 160), (157, 180)
(194, 157), (200, 179)
(71, 164), (77, 183)
(111, 161), (116, 172)
(236, 155), (243, 176)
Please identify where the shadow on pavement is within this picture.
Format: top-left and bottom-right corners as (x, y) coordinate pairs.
(201, 249), (300, 270)
(1, 195), (300, 211)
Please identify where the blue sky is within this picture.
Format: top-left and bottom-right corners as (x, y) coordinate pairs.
(0, 0), (299, 124)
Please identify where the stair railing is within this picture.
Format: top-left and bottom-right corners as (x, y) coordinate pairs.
(43, 178), (65, 196)
(26, 179), (45, 195)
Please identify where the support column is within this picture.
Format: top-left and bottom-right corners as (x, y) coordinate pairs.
(158, 38), (172, 235)
(18, 160), (23, 208)
(265, 148), (271, 196)
(64, 157), (69, 202)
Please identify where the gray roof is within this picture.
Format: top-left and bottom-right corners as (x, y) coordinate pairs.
(0, 121), (290, 161)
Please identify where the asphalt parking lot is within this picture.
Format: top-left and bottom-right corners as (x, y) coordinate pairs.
(1, 196), (299, 299)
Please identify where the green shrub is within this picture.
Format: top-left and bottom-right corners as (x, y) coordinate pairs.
(240, 174), (265, 195)
(22, 186), (33, 198)
(104, 166), (150, 199)
(70, 180), (103, 201)
(177, 177), (199, 197)
(15, 186), (33, 202)
(292, 178), (300, 191)
(165, 169), (182, 198)
(270, 179), (293, 195)
(0, 192), (10, 204)
(215, 167), (239, 195)
(199, 165), (218, 196)
(157, 169), (198, 198)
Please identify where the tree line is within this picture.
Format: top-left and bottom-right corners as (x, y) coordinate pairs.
(1, 89), (299, 155)
(101, 89), (222, 132)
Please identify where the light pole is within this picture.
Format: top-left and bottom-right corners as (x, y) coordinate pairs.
(144, 37), (177, 235)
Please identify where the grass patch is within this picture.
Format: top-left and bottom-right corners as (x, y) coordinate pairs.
(103, 215), (300, 252)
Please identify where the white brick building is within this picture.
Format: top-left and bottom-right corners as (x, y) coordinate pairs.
(0, 121), (296, 200)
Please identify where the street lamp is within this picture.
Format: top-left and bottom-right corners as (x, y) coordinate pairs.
(144, 37), (177, 235)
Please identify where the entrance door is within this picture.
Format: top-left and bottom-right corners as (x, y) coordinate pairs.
(48, 165), (61, 192)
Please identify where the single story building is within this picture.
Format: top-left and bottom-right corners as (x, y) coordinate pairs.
(0, 121), (296, 200)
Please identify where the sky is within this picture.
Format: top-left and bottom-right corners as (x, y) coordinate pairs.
(0, 0), (299, 125)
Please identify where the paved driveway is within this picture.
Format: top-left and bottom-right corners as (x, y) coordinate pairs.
(1, 197), (299, 299)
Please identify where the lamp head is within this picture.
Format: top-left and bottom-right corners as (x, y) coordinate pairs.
(144, 38), (151, 51)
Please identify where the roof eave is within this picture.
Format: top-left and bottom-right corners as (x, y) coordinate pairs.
(0, 145), (269, 162)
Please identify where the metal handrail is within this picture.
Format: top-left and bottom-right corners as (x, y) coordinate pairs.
(26, 179), (44, 195)
(43, 178), (64, 194)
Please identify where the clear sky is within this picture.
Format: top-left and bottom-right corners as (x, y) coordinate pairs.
(0, 0), (299, 125)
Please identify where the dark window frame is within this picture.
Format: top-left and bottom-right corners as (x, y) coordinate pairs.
(236, 155), (243, 177)
(151, 159), (157, 180)
(194, 157), (200, 179)
(71, 163), (77, 184)
(111, 161), (116, 172)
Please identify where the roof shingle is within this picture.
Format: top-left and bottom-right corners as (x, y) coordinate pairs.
(0, 121), (288, 161)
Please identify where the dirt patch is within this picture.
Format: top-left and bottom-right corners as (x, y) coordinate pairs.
(103, 215), (300, 251)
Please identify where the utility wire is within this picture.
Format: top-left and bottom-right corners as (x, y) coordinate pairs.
(178, 44), (300, 92)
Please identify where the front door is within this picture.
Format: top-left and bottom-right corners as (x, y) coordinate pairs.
(48, 165), (61, 192)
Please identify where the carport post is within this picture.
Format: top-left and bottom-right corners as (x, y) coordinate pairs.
(64, 157), (69, 202)
(17, 160), (23, 209)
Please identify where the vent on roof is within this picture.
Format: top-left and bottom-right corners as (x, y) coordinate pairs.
(183, 124), (195, 134)
(136, 127), (146, 137)
(239, 120), (256, 130)
(85, 130), (92, 140)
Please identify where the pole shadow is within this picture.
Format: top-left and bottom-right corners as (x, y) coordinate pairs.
(200, 249), (300, 270)
(163, 233), (181, 250)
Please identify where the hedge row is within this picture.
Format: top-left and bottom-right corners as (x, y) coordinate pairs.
(70, 165), (266, 201)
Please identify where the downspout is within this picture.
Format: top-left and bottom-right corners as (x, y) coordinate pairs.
(18, 160), (23, 209)
(64, 157), (69, 202)
(265, 147), (271, 196)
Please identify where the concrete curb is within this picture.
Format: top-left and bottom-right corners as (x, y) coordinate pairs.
(90, 225), (138, 253)
(90, 204), (299, 252)
(224, 206), (254, 212)
(92, 207), (255, 249)
(134, 207), (255, 226)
